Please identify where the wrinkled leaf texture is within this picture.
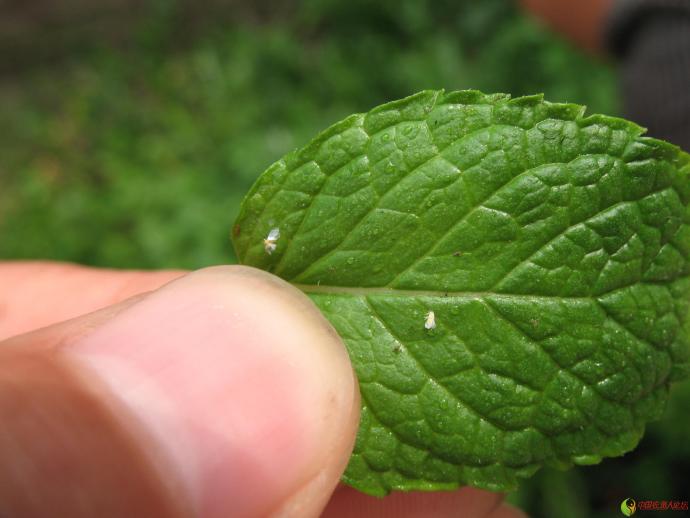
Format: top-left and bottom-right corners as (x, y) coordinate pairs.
(233, 90), (690, 496)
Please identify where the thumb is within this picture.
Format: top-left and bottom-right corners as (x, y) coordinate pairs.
(0, 266), (360, 518)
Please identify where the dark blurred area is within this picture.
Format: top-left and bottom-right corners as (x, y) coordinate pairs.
(0, 1), (688, 516)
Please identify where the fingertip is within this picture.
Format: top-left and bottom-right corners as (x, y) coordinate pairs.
(67, 265), (359, 518)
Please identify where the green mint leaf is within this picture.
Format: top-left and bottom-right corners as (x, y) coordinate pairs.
(232, 90), (690, 496)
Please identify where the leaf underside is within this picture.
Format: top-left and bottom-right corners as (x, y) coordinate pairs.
(232, 90), (690, 496)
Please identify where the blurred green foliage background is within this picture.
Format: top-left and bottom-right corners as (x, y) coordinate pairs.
(0, 1), (687, 516)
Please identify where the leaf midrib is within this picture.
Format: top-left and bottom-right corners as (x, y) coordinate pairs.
(294, 283), (598, 300)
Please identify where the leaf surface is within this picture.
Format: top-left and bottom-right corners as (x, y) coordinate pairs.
(232, 90), (690, 495)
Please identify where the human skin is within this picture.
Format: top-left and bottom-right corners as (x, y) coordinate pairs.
(0, 261), (525, 518)
(520, 0), (614, 53)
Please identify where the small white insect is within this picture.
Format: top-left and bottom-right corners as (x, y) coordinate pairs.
(424, 310), (436, 330)
(263, 227), (280, 255)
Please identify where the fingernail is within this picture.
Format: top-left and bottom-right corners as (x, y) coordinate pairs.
(67, 266), (358, 518)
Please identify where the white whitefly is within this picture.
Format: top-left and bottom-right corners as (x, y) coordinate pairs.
(424, 310), (436, 330)
(263, 227), (280, 255)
